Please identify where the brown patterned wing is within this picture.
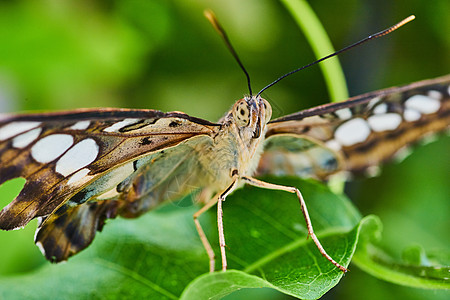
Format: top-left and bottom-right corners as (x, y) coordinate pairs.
(0, 108), (219, 260)
(34, 134), (216, 262)
(258, 75), (450, 179)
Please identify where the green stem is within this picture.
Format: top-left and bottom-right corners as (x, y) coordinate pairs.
(281, 0), (347, 193)
(280, 0), (348, 103)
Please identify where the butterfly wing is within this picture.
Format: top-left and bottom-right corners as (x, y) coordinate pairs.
(258, 75), (450, 179)
(35, 135), (216, 262)
(0, 108), (219, 260)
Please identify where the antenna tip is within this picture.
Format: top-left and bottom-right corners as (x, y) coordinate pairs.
(405, 15), (416, 22)
(204, 9), (222, 33)
(394, 15), (415, 30)
(203, 9), (214, 20)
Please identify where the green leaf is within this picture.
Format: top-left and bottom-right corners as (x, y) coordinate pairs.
(0, 177), (362, 299)
(181, 271), (274, 300)
(352, 215), (450, 289)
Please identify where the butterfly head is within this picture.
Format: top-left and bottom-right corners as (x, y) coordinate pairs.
(231, 96), (272, 139)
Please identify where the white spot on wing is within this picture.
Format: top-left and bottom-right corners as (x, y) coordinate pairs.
(11, 225), (25, 231)
(97, 188), (120, 200)
(405, 95), (440, 114)
(367, 96), (381, 109)
(335, 118), (371, 146)
(70, 121), (90, 130)
(365, 166), (381, 177)
(35, 241), (46, 256)
(325, 139), (341, 151)
(403, 108), (421, 122)
(56, 138), (99, 176)
(419, 133), (438, 146)
(67, 168), (92, 185)
(367, 113), (402, 132)
(335, 108), (352, 120)
(31, 134), (74, 163)
(104, 118), (140, 132)
(92, 162), (134, 196)
(373, 103), (388, 114)
(0, 121), (41, 141)
(12, 127), (42, 148)
(393, 146), (413, 163)
(427, 90), (442, 100)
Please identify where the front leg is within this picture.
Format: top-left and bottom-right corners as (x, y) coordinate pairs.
(193, 195), (219, 273)
(241, 176), (348, 273)
(193, 177), (238, 272)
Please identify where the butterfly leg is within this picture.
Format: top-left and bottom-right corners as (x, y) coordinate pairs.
(193, 196), (219, 272)
(193, 179), (238, 272)
(241, 176), (348, 273)
(216, 179), (238, 271)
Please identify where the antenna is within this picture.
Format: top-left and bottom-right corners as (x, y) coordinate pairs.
(257, 15), (416, 97)
(204, 10), (253, 96)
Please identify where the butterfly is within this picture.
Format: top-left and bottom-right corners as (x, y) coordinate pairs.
(0, 10), (449, 273)
(1, 73), (449, 272)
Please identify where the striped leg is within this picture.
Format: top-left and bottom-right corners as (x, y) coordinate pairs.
(193, 179), (238, 272)
(241, 176), (348, 273)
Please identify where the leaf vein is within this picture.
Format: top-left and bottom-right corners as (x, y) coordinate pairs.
(94, 258), (178, 299)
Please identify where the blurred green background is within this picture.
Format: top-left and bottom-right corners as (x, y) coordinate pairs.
(0, 0), (448, 299)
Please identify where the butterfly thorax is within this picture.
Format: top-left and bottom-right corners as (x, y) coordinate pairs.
(202, 96), (272, 191)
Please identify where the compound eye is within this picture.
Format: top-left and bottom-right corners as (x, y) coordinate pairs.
(233, 101), (250, 126)
(262, 99), (272, 123)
